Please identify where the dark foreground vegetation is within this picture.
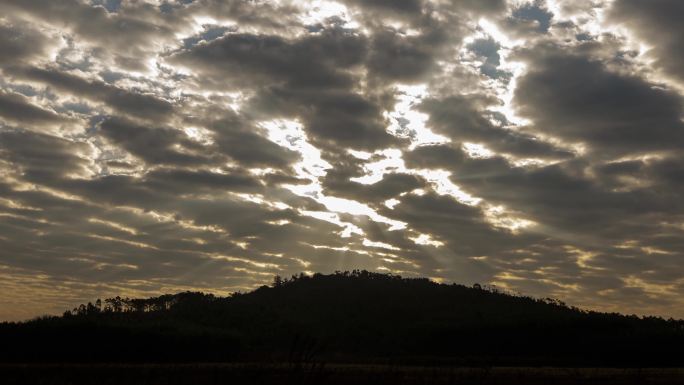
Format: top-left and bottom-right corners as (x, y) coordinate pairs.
(2, 271), (684, 369)
(3, 364), (684, 385)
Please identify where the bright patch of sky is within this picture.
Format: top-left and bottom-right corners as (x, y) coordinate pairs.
(260, 119), (331, 179)
(462, 142), (495, 158)
(483, 205), (536, 233)
(473, 19), (531, 127)
(299, 0), (360, 29)
(385, 84), (450, 148)
(410, 234), (444, 248)
(261, 119), (406, 235)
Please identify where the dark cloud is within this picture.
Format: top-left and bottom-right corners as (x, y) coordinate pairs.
(169, 29), (367, 89)
(610, 0), (684, 82)
(0, 20), (54, 66)
(274, 88), (400, 150)
(403, 141), (684, 274)
(513, 45), (684, 158)
(0, 0), (186, 70)
(98, 117), (210, 166)
(0, 129), (91, 180)
(142, 168), (262, 195)
(8, 66), (175, 121)
(451, 0), (507, 14)
(171, 26), (401, 150)
(373, 190), (551, 286)
(404, 143), (466, 169)
(419, 95), (573, 159)
(0, 91), (69, 127)
(345, 0), (424, 14)
(366, 28), (442, 82)
(448, 158), (663, 234)
(209, 117), (301, 169)
(186, 0), (303, 31)
(342, 0), (506, 19)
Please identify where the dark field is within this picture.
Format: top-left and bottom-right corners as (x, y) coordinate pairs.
(2, 364), (684, 385)
(5, 273), (684, 384)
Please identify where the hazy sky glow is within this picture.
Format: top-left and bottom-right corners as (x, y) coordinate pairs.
(1, 0), (684, 321)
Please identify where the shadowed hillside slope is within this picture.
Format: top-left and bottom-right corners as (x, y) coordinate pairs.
(2, 271), (683, 366)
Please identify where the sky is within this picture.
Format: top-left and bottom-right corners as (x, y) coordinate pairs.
(0, 0), (683, 321)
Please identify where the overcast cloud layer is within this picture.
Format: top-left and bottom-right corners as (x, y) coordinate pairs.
(1, 0), (683, 321)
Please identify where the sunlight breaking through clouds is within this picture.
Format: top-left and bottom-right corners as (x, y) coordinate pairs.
(385, 84), (450, 148)
(260, 119), (331, 179)
(410, 234), (445, 248)
(482, 205), (536, 233)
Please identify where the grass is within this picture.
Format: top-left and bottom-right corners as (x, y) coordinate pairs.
(2, 364), (684, 385)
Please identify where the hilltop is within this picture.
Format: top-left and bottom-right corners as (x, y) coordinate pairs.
(2, 271), (683, 366)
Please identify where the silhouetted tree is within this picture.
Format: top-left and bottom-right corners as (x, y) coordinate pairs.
(3, 271), (684, 366)
(273, 275), (284, 287)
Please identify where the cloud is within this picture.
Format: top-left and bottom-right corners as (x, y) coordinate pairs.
(169, 29), (367, 89)
(8, 67), (175, 122)
(98, 117), (211, 166)
(419, 94), (573, 159)
(609, 0), (684, 83)
(0, 19), (57, 66)
(0, 91), (70, 127)
(0, 129), (92, 180)
(324, 172), (427, 203)
(170, 25), (403, 150)
(513, 43), (684, 158)
(366, 28), (442, 83)
(0, 0), (187, 70)
(186, 0), (303, 31)
(209, 116), (301, 168)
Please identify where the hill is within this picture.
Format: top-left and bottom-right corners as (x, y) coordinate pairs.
(2, 271), (683, 366)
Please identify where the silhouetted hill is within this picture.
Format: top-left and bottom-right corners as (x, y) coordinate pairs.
(2, 271), (683, 366)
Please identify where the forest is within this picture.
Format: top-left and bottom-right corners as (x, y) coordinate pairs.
(2, 271), (683, 367)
